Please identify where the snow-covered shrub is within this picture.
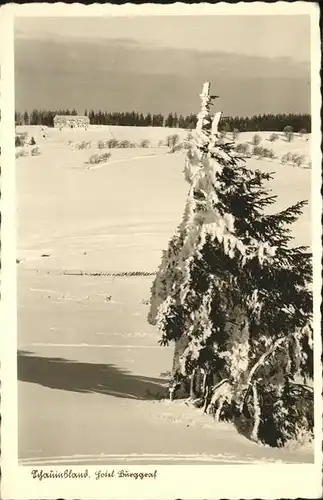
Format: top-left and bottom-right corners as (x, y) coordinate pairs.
(148, 82), (313, 448)
(106, 138), (119, 149)
(98, 138), (139, 149)
(118, 140), (133, 148)
(283, 126), (294, 142)
(31, 146), (41, 156)
(74, 141), (91, 150)
(251, 133), (261, 146)
(166, 134), (180, 152)
(292, 154), (306, 167)
(181, 141), (192, 150)
(183, 132), (195, 151)
(281, 153), (305, 167)
(171, 142), (188, 153)
(235, 143), (250, 157)
(299, 128), (308, 139)
(139, 139), (150, 148)
(269, 133), (279, 142)
(233, 128), (240, 140)
(15, 148), (28, 159)
(186, 132), (194, 143)
(86, 152), (111, 164)
(15, 134), (27, 147)
(252, 146), (266, 157)
(260, 147), (276, 159)
(281, 152), (294, 165)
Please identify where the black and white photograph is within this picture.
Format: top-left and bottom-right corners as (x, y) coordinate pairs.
(0, 3), (322, 499)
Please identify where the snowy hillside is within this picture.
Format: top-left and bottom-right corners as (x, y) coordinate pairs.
(17, 124), (313, 465)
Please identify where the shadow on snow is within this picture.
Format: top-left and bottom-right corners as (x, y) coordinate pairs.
(17, 350), (169, 401)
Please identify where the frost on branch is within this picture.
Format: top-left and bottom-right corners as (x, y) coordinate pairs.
(148, 82), (313, 447)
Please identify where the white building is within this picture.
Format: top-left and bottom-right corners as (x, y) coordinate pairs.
(53, 115), (90, 129)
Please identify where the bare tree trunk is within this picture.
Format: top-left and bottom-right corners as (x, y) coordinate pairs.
(171, 334), (190, 398)
(190, 368), (197, 399)
(194, 369), (203, 398)
(172, 334), (190, 377)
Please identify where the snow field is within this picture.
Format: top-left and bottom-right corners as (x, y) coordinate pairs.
(17, 125), (313, 463)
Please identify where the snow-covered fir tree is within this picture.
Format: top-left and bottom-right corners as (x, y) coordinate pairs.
(148, 82), (313, 447)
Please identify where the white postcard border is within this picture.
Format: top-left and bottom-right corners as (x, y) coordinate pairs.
(0, 3), (322, 499)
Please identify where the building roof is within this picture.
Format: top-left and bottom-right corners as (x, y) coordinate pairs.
(54, 115), (89, 120)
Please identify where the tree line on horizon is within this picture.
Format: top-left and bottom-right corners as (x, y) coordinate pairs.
(15, 109), (311, 133)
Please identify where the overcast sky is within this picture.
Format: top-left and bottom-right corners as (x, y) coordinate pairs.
(14, 15), (311, 116)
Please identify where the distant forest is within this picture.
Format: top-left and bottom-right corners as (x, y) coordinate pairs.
(15, 109), (311, 133)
